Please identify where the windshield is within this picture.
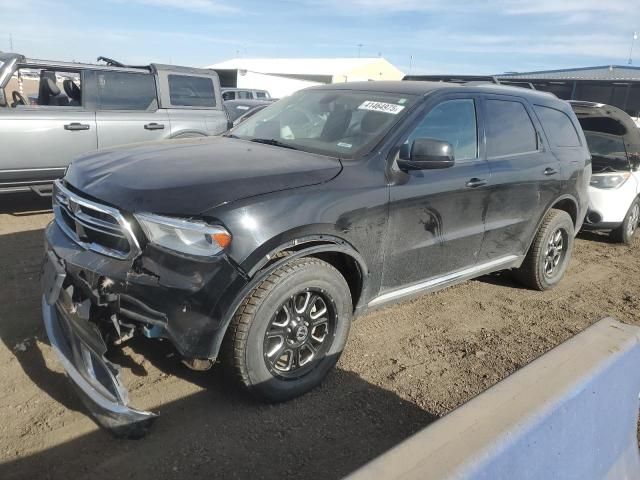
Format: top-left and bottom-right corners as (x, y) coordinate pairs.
(230, 90), (418, 158)
(584, 131), (630, 173)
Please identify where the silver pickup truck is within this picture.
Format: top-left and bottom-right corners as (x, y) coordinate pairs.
(0, 53), (229, 194)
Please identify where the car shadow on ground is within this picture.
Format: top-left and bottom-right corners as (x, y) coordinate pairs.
(0, 228), (86, 414)
(0, 228), (438, 480)
(475, 270), (530, 290)
(4, 335), (437, 480)
(577, 230), (617, 244)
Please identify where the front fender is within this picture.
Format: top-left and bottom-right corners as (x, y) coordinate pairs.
(207, 240), (370, 359)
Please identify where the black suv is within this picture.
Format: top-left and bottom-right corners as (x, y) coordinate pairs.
(41, 81), (591, 436)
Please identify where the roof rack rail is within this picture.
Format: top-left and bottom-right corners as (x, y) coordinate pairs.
(403, 74), (500, 84)
(96, 56), (151, 71)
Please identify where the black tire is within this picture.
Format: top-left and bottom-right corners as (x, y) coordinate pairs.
(514, 209), (574, 291)
(223, 257), (352, 402)
(611, 199), (640, 245)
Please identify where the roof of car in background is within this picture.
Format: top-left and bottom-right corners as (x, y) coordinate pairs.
(0, 52), (214, 76)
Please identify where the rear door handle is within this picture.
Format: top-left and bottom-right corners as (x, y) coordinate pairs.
(64, 123), (90, 131)
(544, 167), (558, 176)
(144, 123), (165, 130)
(466, 178), (488, 188)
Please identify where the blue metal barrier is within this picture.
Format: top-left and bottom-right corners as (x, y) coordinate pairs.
(346, 318), (640, 480)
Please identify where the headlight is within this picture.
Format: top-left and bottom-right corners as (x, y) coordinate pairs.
(135, 213), (231, 257)
(590, 172), (630, 189)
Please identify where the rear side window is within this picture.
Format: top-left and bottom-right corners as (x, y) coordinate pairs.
(255, 91), (267, 99)
(95, 71), (157, 111)
(535, 105), (581, 147)
(486, 100), (538, 157)
(168, 75), (216, 107)
(237, 91), (252, 99)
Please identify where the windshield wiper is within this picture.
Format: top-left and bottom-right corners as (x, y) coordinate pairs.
(249, 138), (299, 150)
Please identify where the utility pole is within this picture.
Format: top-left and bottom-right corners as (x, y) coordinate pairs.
(629, 31), (638, 65)
(409, 55), (413, 74)
(9, 33), (13, 51)
(357, 43), (364, 58)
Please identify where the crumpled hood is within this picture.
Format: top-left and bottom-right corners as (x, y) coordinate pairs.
(65, 136), (342, 215)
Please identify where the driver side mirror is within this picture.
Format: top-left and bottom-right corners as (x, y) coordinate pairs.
(397, 138), (455, 171)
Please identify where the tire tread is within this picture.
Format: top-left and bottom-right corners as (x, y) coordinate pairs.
(515, 209), (572, 290)
(222, 257), (348, 393)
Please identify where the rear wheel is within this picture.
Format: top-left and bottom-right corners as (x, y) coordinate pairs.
(223, 257), (352, 402)
(611, 199), (640, 244)
(514, 209), (574, 291)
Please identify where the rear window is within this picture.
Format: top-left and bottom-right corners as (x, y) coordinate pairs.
(486, 100), (538, 157)
(584, 131), (630, 172)
(95, 71), (157, 111)
(169, 75), (216, 107)
(535, 105), (581, 147)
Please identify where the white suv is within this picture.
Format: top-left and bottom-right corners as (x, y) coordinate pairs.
(571, 101), (640, 243)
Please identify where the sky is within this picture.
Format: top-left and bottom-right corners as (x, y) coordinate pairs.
(1, 0), (640, 75)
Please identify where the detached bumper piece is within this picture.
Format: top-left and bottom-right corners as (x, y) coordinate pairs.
(41, 253), (157, 438)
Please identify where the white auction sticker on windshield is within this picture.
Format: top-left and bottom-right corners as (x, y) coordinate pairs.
(358, 101), (405, 115)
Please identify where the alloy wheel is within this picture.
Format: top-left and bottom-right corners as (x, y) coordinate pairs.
(263, 289), (336, 379)
(543, 228), (565, 278)
(627, 203), (640, 238)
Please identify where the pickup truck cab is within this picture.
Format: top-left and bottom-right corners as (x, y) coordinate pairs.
(0, 53), (228, 194)
(41, 81), (590, 437)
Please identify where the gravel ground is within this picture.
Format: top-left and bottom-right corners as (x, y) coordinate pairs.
(1, 193), (639, 480)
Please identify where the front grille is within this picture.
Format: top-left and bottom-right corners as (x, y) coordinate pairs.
(53, 180), (141, 260)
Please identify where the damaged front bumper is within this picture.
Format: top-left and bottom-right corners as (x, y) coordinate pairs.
(41, 209), (248, 437)
(42, 298), (157, 437)
(41, 250), (157, 438)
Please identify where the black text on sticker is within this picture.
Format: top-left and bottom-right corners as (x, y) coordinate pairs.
(358, 101), (405, 115)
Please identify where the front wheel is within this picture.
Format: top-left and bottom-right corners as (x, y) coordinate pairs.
(611, 199), (640, 244)
(223, 257), (352, 402)
(514, 209), (574, 291)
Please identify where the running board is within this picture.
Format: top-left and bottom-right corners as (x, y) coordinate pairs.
(368, 255), (522, 308)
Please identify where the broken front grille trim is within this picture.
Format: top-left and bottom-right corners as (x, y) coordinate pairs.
(52, 179), (142, 260)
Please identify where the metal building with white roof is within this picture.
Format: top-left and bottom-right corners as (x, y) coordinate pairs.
(206, 57), (404, 98)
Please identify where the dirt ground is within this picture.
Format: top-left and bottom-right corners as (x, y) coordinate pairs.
(1, 193), (639, 480)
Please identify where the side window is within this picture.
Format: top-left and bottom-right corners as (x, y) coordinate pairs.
(534, 105), (581, 147)
(222, 91), (235, 101)
(5, 67), (82, 108)
(402, 99), (478, 161)
(237, 90), (252, 100)
(94, 71), (157, 111)
(168, 75), (216, 107)
(255, 91), (267, 99)
(485, 100), (538, 157)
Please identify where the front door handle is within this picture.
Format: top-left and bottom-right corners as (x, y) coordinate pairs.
(144, 123), (165, 130)
(466, 178), (488, 188)
(544, 167), (558, 176)
(64, 123), (90, 131)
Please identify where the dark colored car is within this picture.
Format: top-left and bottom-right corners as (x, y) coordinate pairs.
(41, 81), (590, 436)
(223, 99), (272, 125)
